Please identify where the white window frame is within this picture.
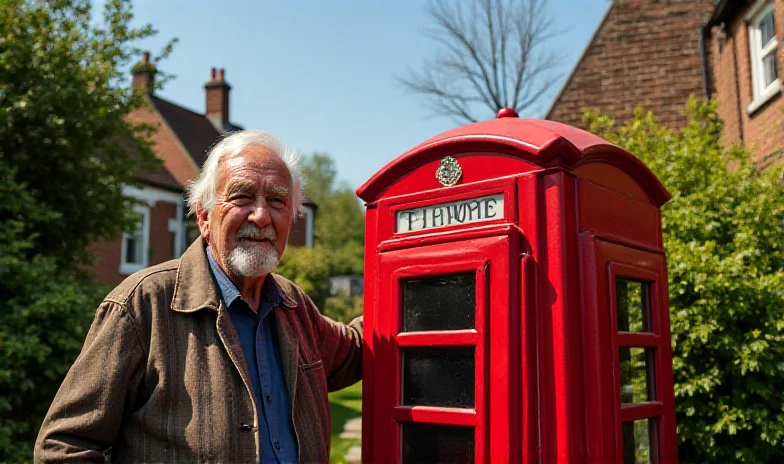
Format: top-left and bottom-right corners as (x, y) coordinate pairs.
(119, 204), (150, 275)
(304, 205), (315, 248)
(123, 185), (186, 259)
(747, 0), (781, 114)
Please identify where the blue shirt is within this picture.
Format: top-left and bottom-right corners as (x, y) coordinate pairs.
(206, 249), (298, 464)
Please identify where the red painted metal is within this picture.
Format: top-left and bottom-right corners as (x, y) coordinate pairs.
(358, 116), (677, 463)
(497, 107), (519, 118)
(356, 118), (670, 206)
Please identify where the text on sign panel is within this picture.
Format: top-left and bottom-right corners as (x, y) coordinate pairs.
(396, 193), (505, 233)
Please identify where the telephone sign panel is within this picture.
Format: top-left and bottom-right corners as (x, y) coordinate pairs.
(357, 110), (678, 463)
(396, 193), (505, 233)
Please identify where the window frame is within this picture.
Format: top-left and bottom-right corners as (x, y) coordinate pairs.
(119, 204), (150, 275)
(747, 0), (781, 114)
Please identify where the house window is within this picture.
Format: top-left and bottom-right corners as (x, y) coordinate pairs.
(303, 205), (314, 248)
(120, 205), (150, 274)
(747, 1), (780, 113)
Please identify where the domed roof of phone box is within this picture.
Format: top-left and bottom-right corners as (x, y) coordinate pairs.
(356, 109), (670, 207)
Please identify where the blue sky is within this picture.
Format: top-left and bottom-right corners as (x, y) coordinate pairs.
(128, 0), (610, 190)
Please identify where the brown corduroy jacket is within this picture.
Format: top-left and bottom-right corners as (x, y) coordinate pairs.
(34, 238), (363, 463)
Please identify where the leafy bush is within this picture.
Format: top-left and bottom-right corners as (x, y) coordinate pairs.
(276, 246), (332, 309)
(587, 99), (784, 462)
(0, 1), (173, 460)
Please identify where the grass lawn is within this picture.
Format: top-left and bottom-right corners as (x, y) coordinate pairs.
(328, 381), (362, 464)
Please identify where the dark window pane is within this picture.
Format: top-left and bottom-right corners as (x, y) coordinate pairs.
(402, 347), (474, 408)
(623, 419), (657, 464)
(126, 237), (139, 264)
(124, 212), (144, 265)
(761, 12), (776, 46)
(402, 273), (475, 332)
(620, 347), (655, 404)
(763, 52), (779, 87)
(616, 279), (652, 332)
(402, 423), (474, 464)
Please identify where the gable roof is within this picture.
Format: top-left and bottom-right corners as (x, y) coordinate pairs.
(137, 89), (317, 209)
(120, 136), (182, 192)
(707, 0), (750, 28)
(136, 163), (182, 192)
(150, 95), (243, 169)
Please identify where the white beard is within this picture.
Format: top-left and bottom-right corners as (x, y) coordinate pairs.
(224, 225), (279, 277)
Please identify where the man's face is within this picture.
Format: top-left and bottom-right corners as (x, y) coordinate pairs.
(197, 146), (293, 279)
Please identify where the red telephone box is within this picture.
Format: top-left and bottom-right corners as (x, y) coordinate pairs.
(356, 110), (678, 463)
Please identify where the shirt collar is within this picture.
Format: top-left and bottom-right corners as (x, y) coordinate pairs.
(206, 247), (281, 314)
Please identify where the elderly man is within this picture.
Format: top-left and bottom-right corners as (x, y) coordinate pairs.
(35, 131), (363, 463)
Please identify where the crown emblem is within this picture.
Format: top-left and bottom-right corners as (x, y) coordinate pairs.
(436, 156), (462, 187)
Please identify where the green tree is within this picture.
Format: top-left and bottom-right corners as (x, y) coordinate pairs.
(0, 0), (175, 267)
(275, 154), (365, 321)
(587, 99), (784, 463)
(300, 153), (365, 274)
(324, 292), (364, 326)
(276, 246), (331, 311)
(0, 0), (174, 459)
(0, 164), (107, 461)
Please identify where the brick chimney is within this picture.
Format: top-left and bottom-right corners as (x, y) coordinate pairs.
(205, 67), (231, 126)
(131, 51), (155, 93)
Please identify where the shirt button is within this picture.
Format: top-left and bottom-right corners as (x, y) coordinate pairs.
(266, 395), (272, 403)
(239, 423), (253, 432)
(274, 441), (281, 450)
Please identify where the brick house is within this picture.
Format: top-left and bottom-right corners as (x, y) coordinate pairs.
(545, 0), (783, 166)
(706, 0), (784, 167)
(88, 53), (316, 285)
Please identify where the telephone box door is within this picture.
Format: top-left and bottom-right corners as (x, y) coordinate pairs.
(371, 231), (521, 463)
(581, 233), (678, 463)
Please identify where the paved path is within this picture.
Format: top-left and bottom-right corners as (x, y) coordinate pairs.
(340, 417), (362, 463)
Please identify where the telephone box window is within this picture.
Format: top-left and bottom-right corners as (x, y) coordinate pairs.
(402, 347), (474, 408)
(402, 273), (475, 332)
(622, 418), (657, 464)
(616, 278), (652, 332)
(620, 347), (655, 404)
(401, 422), (474, 464)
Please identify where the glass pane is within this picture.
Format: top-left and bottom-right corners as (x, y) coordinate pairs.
(761, 12), (776, 46)
(620, 347), (655, 404)
(402, 423), (474, 464)
(616, 278), (651, 332)
(402, 273), (475, 332)
(124, 212), (144, 264)
(125, 237), (139, 264)
(402, 347), (474, 408)
(763, 52), (779, 88)
(622, 419), (657, 464)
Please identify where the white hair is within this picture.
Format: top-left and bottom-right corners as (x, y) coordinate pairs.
(186, 130), (303, 220)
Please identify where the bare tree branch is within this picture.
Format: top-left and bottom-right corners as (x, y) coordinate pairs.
(429, 1), (502, 110)
(398, 0), (564, 123)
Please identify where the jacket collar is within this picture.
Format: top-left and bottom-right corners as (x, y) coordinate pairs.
(171, 237), (297, 313)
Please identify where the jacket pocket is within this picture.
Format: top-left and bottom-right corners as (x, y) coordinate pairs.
(295, 359), (330, 463)
(299, 358), (323, 372)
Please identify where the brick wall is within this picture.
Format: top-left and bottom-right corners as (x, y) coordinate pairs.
(546, 0), (715, 129)
(89, 236), (124, 286)
(127, 99), (198, 186)
(711, 0), (784, 166)
(150, 201), (177, 264)
(88, 199), (179, 286)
